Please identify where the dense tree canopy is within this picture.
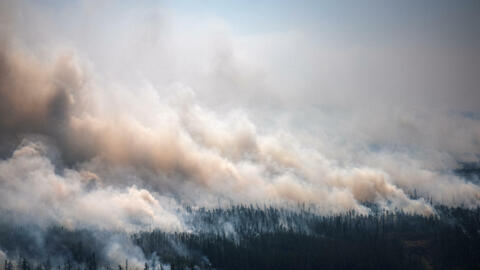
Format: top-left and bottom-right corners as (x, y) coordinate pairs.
(1, 205), (480, 270)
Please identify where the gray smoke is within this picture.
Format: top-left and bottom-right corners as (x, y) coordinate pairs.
(0, 2), (480, 266)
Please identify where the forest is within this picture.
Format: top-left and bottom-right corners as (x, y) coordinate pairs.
(1, 204), (480, 270)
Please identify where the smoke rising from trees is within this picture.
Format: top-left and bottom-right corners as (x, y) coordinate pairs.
(1, 0), (480, 267)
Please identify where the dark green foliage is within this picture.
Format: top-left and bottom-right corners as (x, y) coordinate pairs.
(454, 162), (480, 184)
(21, 258), (30, 270)
(132, 205), (480, 270)
(1, 205), (480, 270)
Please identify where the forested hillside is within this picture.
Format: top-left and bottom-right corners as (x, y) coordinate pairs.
(1, 205), (479, 270)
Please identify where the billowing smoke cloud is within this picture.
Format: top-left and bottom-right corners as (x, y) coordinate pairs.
(0, 139), (183, 231)
(0, 0), (480, 252)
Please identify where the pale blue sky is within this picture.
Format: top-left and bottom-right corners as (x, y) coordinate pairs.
(161, 0), (480, 45)
(31, 0), (480, 40)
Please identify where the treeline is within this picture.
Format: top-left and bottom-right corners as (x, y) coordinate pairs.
(133, 205), (480, 270)
(2, 205), (480, 270)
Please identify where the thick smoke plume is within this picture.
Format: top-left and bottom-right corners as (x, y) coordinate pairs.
(1, 0), (480, 265)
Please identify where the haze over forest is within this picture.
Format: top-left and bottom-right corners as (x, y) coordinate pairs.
(0, 1), (480, 269)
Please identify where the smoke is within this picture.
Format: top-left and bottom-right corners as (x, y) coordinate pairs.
(0, 0), (479, 256)
(0, 249), (6, 262)
(103, 234), (147, 269)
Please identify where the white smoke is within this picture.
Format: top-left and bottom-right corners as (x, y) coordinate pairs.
(0, 139), (184, 232)
(0, 0), (479, 236)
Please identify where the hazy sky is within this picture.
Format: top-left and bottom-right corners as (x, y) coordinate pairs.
(19, 0), (479, 111)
